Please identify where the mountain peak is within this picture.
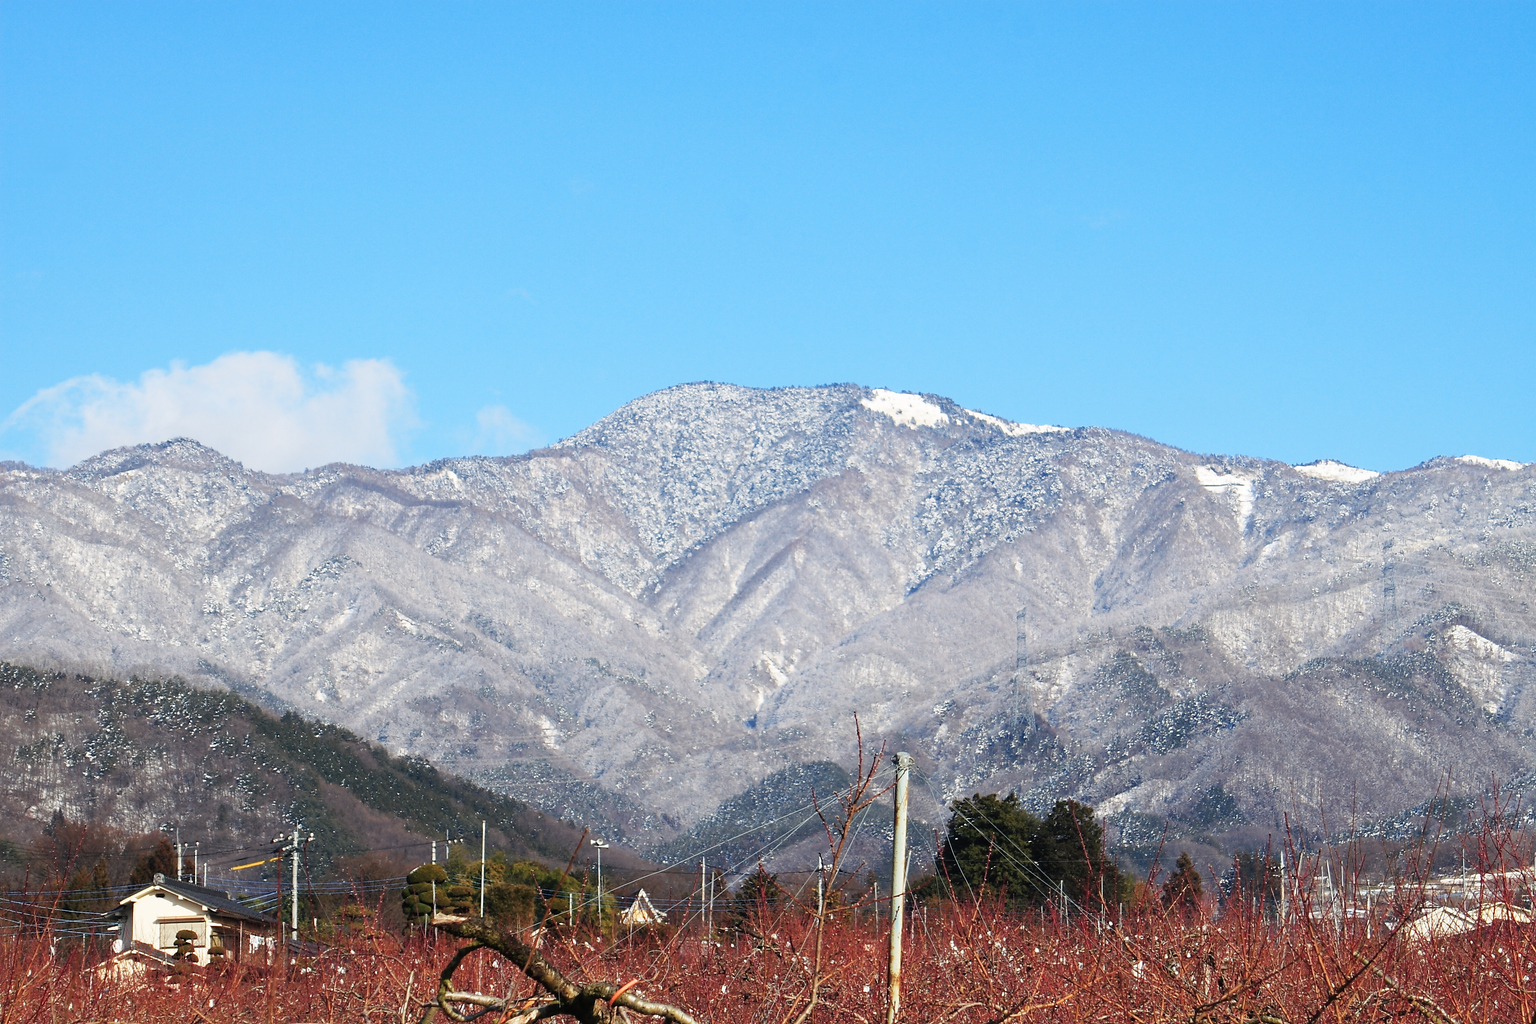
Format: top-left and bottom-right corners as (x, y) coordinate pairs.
(67, 437), (249, 480)
(2, 382), (1532, 862)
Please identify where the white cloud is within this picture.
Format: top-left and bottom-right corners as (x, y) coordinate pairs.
(470, 404), (540, 455)
(3, 351), (417, 472)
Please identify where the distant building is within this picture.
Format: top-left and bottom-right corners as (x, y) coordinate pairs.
(619, 888), (667, 927)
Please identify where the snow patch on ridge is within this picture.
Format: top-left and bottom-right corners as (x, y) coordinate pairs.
(859, 389), (1070, 436)
(1195, 466), (1255, 524)
(964, 409), (1071, 437)
(1444, 624), (1516, 714)
(760, 652), (790, 686)
(860, 389), (950, 429)
(1458, 455), (1527, 471)
(1098, 778), (1178, 818)
(1295, 460), (1379, 484)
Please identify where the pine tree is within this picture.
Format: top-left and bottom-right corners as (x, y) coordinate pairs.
(172, 929), (199, 961)
(725, 862), (783, 929)
(1228, 850), (1281, 915)
(129, 838), (177, 885)
(1161, 851), (1205, 915)
(738, 862), (783, 910)
(401, 863), (449, 923)
(936, 793), (1042, 907)
(1034, 799), (1122, 908)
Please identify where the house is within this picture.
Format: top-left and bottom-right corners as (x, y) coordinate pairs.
(104, 873), (279, 968)
(619, 888), (667, 927)
(1401, 901), (1533, 941)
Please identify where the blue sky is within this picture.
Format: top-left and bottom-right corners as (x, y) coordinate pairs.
(2, 3), (1532, 473)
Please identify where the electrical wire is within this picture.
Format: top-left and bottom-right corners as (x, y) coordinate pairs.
(4, 761), (915, 929)
(916, 767), (1093, 915)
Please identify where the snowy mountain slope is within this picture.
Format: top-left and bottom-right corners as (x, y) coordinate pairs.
(2, 383), (1534, 854)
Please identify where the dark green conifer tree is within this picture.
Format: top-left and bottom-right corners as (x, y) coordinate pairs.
(1161, 851), (1205, 916)
(935, 793), (1043, 907)
(1035, 799), (1122, 908)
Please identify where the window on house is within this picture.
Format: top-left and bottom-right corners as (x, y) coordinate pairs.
(157, 920), (206, 948)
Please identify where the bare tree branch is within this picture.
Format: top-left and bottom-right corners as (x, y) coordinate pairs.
(422, 916), (701, 1024)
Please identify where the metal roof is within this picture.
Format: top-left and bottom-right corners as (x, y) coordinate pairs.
(115, 874), (278, 926)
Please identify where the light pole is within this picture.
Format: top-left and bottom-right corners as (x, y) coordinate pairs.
(590, 839), (609, 929)
(160, 822), (181, 881)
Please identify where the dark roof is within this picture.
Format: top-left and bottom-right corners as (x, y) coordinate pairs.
(118, 874), (278, 926)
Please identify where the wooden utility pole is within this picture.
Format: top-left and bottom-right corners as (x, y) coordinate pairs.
(887, 751), (912, 1024)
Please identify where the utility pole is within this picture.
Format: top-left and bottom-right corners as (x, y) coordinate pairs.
(480, 820), (487, 918)
(816, 854), (826, 919)
(293, 829), (301, 940)
(887, 752), (912, 1024)
(1280, 850), (1287, 924)
(274, 827), (314, 943)
(193, 842), (199, 884)
(700, 858), (707, 936)
(591, 838), (609, 930)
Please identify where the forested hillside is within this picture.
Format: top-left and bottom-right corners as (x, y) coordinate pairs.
(0, 662), (643, 884)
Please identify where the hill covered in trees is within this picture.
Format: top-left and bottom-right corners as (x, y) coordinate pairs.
(0, 662), (647, 887)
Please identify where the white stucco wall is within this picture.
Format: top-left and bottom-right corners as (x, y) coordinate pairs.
(123, 890), (209, 951)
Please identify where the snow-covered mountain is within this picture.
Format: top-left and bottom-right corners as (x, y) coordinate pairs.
(2, 382), (1533, 854)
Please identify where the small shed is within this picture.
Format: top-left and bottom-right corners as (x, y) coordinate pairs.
(107, 873), (278, 965)
(619, 889), (667, 927)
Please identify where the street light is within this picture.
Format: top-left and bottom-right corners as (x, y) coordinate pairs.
(590, 839), (610, 928)
(160, 822), (181, 882)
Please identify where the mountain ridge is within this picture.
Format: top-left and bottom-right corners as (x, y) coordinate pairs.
(2, 382), (1533, 863)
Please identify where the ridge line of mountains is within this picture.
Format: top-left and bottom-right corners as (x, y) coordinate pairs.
(2, 382), (1533, 869)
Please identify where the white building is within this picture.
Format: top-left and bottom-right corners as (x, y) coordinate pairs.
(105, 873), (278, 968)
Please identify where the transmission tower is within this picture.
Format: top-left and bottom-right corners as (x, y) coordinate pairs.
(1381, 538), (1397, 621)
(1010, 606), (1033, 733)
